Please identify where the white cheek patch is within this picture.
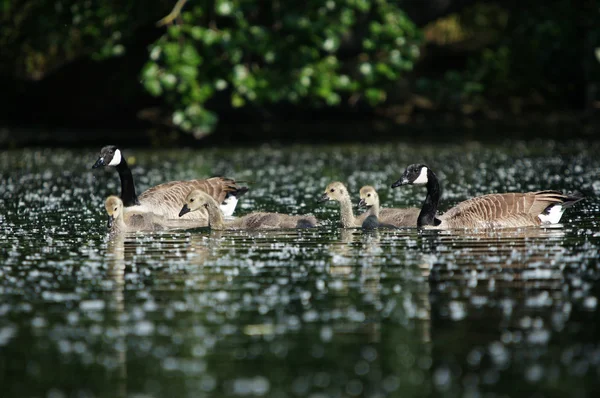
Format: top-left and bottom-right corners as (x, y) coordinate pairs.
(108, 149), (122, 166)
(538, 205), (565, 224)
(366, 194), (377, 206)
(413, 167), (429, 184)
(220, 196), (239, 217)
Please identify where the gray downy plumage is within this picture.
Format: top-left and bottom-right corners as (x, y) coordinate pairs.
(180, 190), (318, 230)
(318, 181), (371, 228)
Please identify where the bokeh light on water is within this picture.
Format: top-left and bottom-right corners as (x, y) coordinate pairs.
(0, 141), (599, 397)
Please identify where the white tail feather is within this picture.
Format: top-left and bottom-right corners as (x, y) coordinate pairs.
(220, 196), (239, 217)
(538, 205), (565, 225)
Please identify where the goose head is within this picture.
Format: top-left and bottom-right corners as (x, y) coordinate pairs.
(179, 189), (211, 217)
(392, 164), (429, 187)
(104, 195), (124, 228)
(358, 186), (378, 208)
(93, 145), (123, 169)
(318, 181), (349, 203)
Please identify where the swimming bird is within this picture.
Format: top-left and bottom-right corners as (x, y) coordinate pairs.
(318, 182), (414, 228)
(318, 182), (364, 227)
(391, 164), (584, 229)
(104, 196), (207, 233)
(92, 145), (248, 219)
(358, 185), (419, 228)
(179, 190), (318, 230)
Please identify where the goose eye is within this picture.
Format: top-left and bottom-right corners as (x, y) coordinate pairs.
(367, 193), (371, 197)
(190, 198), (195, 202)
(114, 207), (118, 211)
(330, 188), (335, 192)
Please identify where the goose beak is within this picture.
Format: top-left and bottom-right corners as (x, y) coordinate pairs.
(179, 204), (191, 217)
(107, 215), (114, 229)
(391, 177), (409, 188)
(317, 193), (330, 203)
(358, 198), (367, 208)
(92, 157), (106, 169)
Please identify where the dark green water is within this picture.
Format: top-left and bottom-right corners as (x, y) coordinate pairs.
(1, 141), (599, 398)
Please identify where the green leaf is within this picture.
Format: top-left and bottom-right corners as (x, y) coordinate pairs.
(144, 79), (162, 97)
(181, 44), (202, 66)
(231, 93), (245, 108)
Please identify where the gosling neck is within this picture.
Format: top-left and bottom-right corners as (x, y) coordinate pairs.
(206, 202), (225, 230)
(366, 196), (380, 218)
(418, 169), (441, 227)
(338, 193), (356, 228)
(112, 213), (128, 233)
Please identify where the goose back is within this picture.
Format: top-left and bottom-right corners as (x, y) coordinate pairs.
(440, 190), (582, 229)
(229, 212), (318, 230)
(138, 177), (246, 220)
(378, 208), (420, 227)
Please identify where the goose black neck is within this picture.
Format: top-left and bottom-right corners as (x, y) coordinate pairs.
(417, 169), (440, 227)
(116, 158), (140, 206)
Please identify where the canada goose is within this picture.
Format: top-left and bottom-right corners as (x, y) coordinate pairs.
(104, 196), (207, 233)
(391, 164), (584, 229)
(92, 145), (248, 219)
(358, 185), (419, 228)
(179, 190), (318, 230)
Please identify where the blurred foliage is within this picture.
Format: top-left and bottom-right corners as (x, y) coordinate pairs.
(1, 0), (598, 137)
(142, 0), (422, 136)
(418, 1), (600, 110)
(0, 1), (172, 79)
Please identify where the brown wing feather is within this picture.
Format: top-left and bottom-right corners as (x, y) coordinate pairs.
(138, 177), (242, 219)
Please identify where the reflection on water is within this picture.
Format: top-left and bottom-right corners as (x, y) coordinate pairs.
(0, 142), (599, 397)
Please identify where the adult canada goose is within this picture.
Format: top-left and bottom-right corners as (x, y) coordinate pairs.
(358, 186), (419, 229)
(104, 196), (206, 233)
(92, 145), (248, 219)
(391, 164), (584, 229)
(179, 190), (318, 230)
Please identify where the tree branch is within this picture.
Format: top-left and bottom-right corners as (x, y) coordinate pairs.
(157, 0), (189, 27)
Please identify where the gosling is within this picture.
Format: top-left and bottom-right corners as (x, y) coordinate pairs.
(358, 186), (419, 228)
(179, 190), (318, 230)
(105, 196), (207, 233)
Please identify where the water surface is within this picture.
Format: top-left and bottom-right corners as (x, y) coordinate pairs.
(1, 141), (599, 397)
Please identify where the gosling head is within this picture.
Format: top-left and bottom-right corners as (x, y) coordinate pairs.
(92, 145), (123, 169)
(358, 186), (378, 208)
(392, 164), (429, 188)
(104, 195), (124, 229)
(179, 189), (211, 217)
(318, 181), (349, 203)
